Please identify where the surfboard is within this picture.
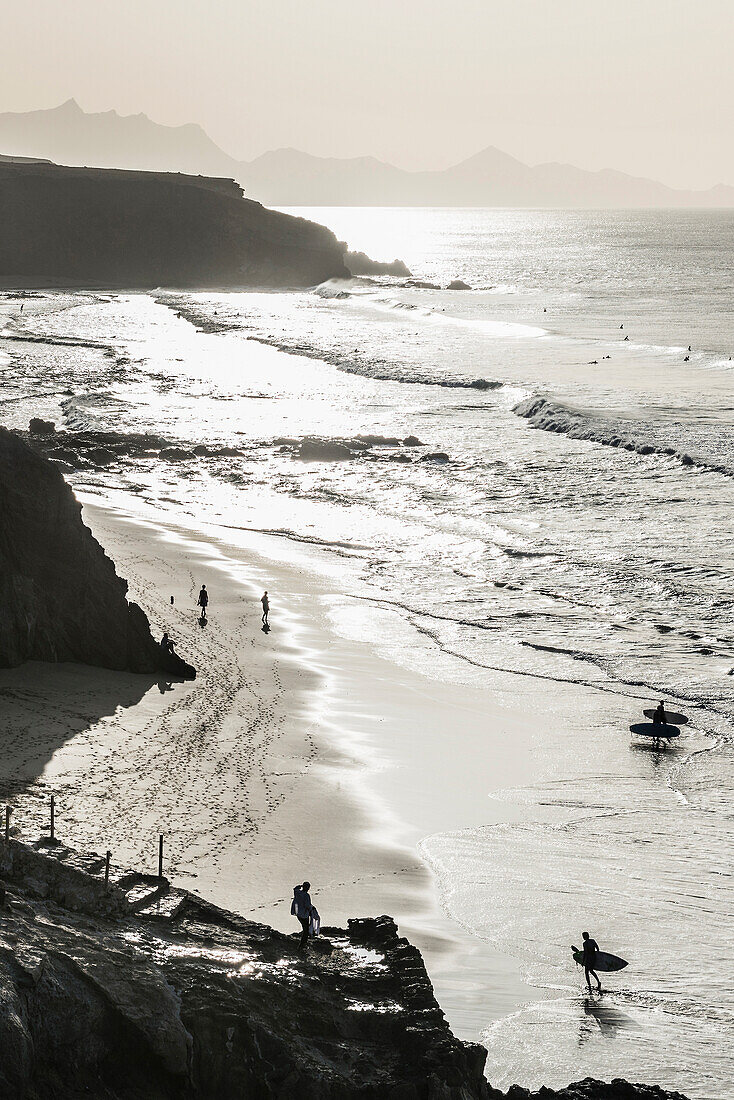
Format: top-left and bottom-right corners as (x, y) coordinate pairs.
(630, 722), (680, 739)
(572, 947), (628, 973)
(643, 708), (688, 724)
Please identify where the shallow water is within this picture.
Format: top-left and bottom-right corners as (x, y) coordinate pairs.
(1, 208), (733, 1097)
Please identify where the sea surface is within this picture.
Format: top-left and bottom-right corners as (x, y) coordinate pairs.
(2, 208), (733, 1098)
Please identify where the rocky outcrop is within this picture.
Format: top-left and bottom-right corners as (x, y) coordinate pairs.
(496, 1084), (689, 1100)
(19, 425), (246, 472)
(0, 838), (490, 1099)
(0, 836), (690, 1100)
(0, 158), (349, 289)
(0, 427), (192, 676)
(344, 250), (412, 277)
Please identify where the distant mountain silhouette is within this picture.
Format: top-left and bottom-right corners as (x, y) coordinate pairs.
(244, 145), (734, 208)
(3, 100), (734, 208)
(0, 99), (240, 178)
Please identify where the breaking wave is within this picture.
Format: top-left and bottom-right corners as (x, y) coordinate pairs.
(514, 395), (734, 478)
(158, 295), (503, 392)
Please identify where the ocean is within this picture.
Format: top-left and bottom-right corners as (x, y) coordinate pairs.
(1, 207), (733, 1099)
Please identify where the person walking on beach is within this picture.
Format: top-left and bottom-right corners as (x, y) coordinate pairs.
(261, 590), (269, 626)
(197, 584), (209, 619)
(580, 931), (603, 994)
(652, 701), (668, 726)
(292, 881), (314, 951)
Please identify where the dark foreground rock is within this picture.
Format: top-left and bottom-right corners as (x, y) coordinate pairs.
(0, 428), (193, 676)
(0, 158), (348, 289)
(0, 837), (689, 1100)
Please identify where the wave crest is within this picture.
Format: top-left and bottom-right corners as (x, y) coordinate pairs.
(514, 395), (734, 477)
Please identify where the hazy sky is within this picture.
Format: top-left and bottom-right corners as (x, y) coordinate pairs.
(2, 0), (733, 188)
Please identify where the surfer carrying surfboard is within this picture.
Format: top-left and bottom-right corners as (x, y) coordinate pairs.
(652, 701), (668, 726)
(580, 931), (603, 993)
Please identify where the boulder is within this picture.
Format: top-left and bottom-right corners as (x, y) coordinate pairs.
(447, 279), (472, 290)
(159, 446), (194, 461)
(28, 417), (55, 434)
(297, 439), (355, 461)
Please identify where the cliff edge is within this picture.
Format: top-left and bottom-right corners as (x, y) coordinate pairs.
(0, 427), (189, 675)
(0, 158), (349, 288)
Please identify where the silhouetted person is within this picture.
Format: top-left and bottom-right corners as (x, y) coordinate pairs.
(652, 701), (668, 727)
(261, 591), (269, 625)
(581, 931), (602, 993)
(197, 584), (209, 618)
(19, 303), (24, 314)
(292, 881), (314, 951)
(160, 632), (176, 656)
(624, 335), (629, 341)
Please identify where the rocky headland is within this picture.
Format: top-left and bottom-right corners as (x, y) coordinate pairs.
(0, 158), (349, 289)
(0, 427), (192, 676)
(343, 250), (412, 277)
(0, 835), (689, 1100)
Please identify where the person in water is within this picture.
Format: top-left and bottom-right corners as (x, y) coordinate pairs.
(160, 632), (176, 655)
(581, 931), (602, 993)
(197, 584), (209, 618)
(291, 881), (314, 951)
(261, 591), (269, 626)
(652, 701), (668, 726)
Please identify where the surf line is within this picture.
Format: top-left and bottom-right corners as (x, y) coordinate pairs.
(345, 591), (704, 711)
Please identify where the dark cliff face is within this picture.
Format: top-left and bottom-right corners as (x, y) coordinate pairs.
(0, 838), (690, 1100)
(0, 428), (180, 674)
(0, 159), (349, 288)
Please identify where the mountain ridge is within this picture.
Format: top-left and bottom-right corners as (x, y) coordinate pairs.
(2, 100), (733, 207)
